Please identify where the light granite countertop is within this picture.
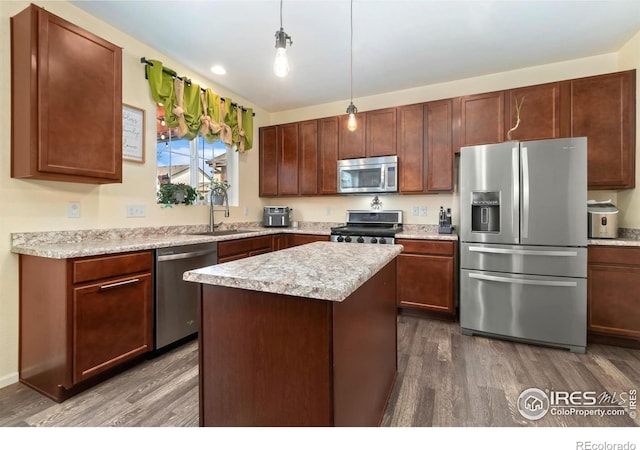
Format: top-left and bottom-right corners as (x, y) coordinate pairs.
(183, 241), (403, 302)
(587, 238), (640, 247)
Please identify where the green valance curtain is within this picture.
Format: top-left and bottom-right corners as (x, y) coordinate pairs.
(144, 58), (254, 152)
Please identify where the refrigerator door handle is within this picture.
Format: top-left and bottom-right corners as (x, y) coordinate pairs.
(512, 146), (520, 241)
(468, 246), (578, 257)
(521, 146), (529, 239)
(469, 272), (577, 287)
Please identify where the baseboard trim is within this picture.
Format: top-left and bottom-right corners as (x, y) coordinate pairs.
(0, 372), (19, 389)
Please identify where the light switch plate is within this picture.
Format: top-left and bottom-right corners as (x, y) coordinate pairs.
(420, 206), (428, 217)
(126, 204), (146, 218)
(412, 206), (419, 216)
(67, 202), (81, 218)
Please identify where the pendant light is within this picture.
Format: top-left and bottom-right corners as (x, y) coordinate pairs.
(273, 0), (293, 77)
(346, 0), (358, 131)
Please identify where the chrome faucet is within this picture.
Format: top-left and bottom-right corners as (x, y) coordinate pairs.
(209, 188), (230, 232)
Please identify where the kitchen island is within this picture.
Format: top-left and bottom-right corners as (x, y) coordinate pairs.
(184, 241), (402, 427)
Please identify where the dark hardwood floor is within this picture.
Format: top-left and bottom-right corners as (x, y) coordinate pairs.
(1, 314), (638, 427)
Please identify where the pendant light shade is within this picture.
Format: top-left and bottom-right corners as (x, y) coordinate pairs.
(346, 0), (357, 132)
(273, 1), (293, 77)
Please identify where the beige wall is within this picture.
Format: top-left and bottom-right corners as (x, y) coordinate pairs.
(0, 1), (638, 387)
(0, 1), (267, 386)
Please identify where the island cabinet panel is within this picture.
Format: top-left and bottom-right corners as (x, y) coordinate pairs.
(319, 116), (340, 194)
(425, 99), (454, 192)
(570, 70), (636, 189)
(259, 126), (278, 196)
(587, 246), (640, 347)
(396, 239), (456, 315)
(457, 91), (505, 149)
(338, 114), (366, 159)
(505, 82), (570, 141)
(217, 236), (273, 263)
(397, 103), (425, 193)
(19, 251), (153, 402)
(198, 261), (397, 426)
(298, 120), (319, 195)
(11, 4), (122, 184)
(366, 107), (397, 157)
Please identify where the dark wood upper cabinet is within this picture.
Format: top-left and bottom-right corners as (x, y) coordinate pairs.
(426, 99), (454, 192)
(299, 120), (319, 195)
(397, 104), (425, 193)
(11, 4), (122, 184)
(571, 70), (636, 189)
(338, 114), (366, 159)
(259, 126), (278, 196)
(319, 117), (340, 195)
(458, 91), (505, 148)
(278, 123), (300, 195)
(506, 82), (570, 141)
(366, 107), (397, 157)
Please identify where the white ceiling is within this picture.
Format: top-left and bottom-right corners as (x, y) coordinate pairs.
(70, 0), (640, 113)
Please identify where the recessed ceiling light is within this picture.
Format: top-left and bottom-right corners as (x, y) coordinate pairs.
(210, 65), (226, 75)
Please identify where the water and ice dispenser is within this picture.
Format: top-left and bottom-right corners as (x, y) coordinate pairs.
(471, 192), (500, 233)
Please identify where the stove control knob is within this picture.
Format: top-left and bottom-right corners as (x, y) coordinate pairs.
(345, 236), (352, 243)
(337, 236), (344, 242)
(357, 237), (364, 243)
(370, 237), (378, 244)
(379, 238), (387, 244)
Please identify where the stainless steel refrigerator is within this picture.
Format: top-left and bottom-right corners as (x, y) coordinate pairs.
(459, 137), (587, 353)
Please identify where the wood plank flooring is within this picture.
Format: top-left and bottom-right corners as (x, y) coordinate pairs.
(1, 314), (638, 427)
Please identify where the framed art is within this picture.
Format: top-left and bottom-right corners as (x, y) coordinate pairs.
(122, 103), (145, 163)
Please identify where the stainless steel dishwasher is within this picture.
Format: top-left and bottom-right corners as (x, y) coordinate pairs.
(155, 242), (217, 351)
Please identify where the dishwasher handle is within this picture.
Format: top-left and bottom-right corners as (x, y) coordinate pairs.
(157, 249), (218, 262)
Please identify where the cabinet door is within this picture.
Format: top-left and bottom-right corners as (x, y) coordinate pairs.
(397, 104), (425, 193)
(338, 114), (366, 159)
(259, 126), (278, 196)
(571, 70), (635, 189)
(366, 107), (397, 157)
(425, 99), (453, 191)
(458, 91), (505, 147)
(278, 123), (300, 195)
(73, 273), (152, 384)
(299, 120), (319, 195)
(287, 234), (330, 248)
(319, 117), (339, 194)
(397, 254), (455, 313)
(506, 82), (569, 141)
(588, 263), (640, 339)
(11, 5), (122, 183)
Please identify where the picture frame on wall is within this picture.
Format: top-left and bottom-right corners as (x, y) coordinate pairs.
(122, 103), (145, 163)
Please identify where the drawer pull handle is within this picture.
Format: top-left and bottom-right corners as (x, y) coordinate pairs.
(100, 278), (140, 290)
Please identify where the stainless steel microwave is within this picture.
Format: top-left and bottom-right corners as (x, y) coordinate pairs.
(337, 155), (398, 194)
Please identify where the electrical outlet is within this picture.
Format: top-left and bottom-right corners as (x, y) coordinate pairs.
(326, 207), (331, 216)
(67, 202), (81, 218)
(412, 206), (419, 216)
(420, 206), (428, 217)
(126, 204), (146, 218)
(243, 206), (249, 216)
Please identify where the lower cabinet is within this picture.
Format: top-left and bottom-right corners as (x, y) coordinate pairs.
(218, 236), (273, 263)
(396, 239), (456, 315)
(587, 246), (640, 345)
(19, 251), (153, 402)
(286, 233), (330, 248)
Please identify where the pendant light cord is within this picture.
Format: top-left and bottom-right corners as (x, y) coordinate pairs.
(350, 0), (353, 103)
(280, 0), (283, 29)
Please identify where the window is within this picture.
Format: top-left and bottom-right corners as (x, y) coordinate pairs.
(156, 105), (238, 204)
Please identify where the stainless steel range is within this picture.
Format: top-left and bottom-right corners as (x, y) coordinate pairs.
(330, 210), (403, 244)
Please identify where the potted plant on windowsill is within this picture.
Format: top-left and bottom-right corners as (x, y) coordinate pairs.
(210, 179), (230, 205)
(157, 183), (200, 206)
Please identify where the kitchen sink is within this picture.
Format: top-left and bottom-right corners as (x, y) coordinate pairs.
(192, 229), (254, 236)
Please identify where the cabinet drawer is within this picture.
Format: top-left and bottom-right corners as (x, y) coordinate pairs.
(396, 239), (454, 256)
(218, 236), (273, 259)
(73, 251), (153, 284)
(588, 246), (640, 266)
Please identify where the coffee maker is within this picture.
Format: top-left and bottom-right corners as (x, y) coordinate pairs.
(438, 206), (454, 234)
